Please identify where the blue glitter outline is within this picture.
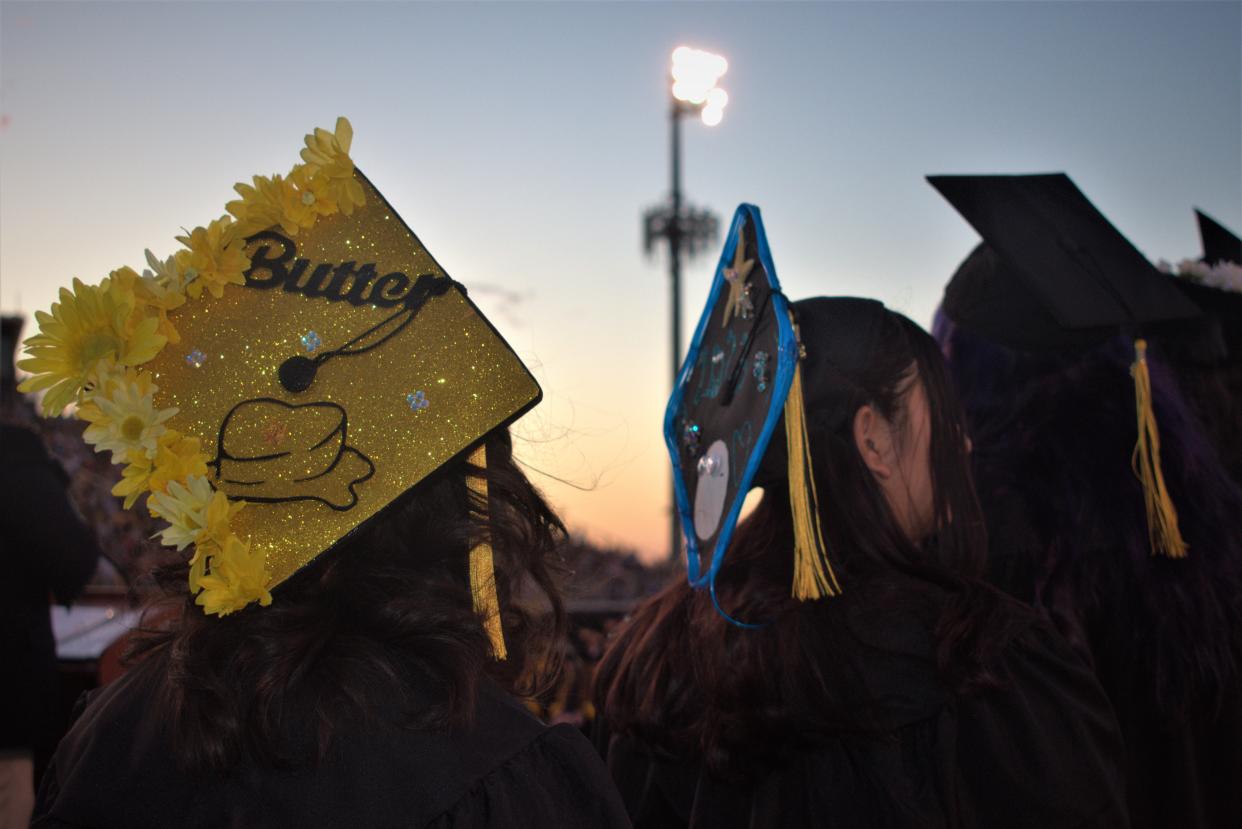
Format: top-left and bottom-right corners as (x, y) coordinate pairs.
(662, 204), (797, 625)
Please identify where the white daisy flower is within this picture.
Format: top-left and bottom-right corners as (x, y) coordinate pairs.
(148, 475), (216, 551)
(81, 373), (177, 461)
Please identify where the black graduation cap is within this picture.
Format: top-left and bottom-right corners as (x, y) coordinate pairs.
(1, 315), (23, 394)
(1197, 209), (1242, 266)
(665, 205), (838, 620)
(930, 173), (1201, 352)
(1167, 210), (1242, 366)
(930, 172), (1197, 559)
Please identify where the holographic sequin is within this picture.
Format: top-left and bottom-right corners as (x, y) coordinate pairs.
(301, 330), (323, 353)
(185, 349), (207, 368)
(711, 347), (725, 365)
(737, 282), (755, 320)
(753, 350), (770, 392)
(697, 454), (723, 478)
(406, 390), (429, 411)
(682, 419), (701, 452)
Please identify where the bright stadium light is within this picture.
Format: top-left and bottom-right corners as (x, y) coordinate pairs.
(670, 46), (728, 125)
(700, 87), (728, 126)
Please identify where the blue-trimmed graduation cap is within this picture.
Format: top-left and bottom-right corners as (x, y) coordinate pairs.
(664, 205), (838, 618)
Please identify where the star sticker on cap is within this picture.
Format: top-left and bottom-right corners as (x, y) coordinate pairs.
(721, 238), (755, 328)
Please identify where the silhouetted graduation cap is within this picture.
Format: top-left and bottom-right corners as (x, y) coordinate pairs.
(1166, 210), (1242, 366)
(1, 316), (22, 392)
(665, 205), (839, 622)
(931, 173), (1201, 352)
(1197, 209), (1242, 266)
(931, 172), (1198, 559)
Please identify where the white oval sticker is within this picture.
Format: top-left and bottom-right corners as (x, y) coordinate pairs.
(693, 439), (730, 541)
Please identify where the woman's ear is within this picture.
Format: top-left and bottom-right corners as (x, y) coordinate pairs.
(854, 404), (894, 480)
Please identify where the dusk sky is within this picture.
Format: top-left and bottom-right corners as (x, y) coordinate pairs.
(3, 1), (1239, 561)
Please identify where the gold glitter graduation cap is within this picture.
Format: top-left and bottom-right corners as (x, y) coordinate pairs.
(19, 119), (538, 650)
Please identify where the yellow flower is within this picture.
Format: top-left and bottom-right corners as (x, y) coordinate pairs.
(299, 117), (365, 215)
(81, 374), (177, 461)
(103, 266), (139, 309)
(76, 357), (127, 408)
(147, 430), (209, 494)
(288, 163), (339, 220)
(194, 534), (273, 617)
(202, 486), (243, 549)
(188, 543), (209, 593)
(101, 358), (156, 392)
(17, 278), (165, 415)
(111, 428), (210, 508)
(226, 176), (282, 238)
(143, 249), (194, 294)
(175, 216), (252, 300)
(149, 475), (243, 550)
(112, 449), (154, 509)
(110, 265), (187, 346)
(227, 173), (317, 238)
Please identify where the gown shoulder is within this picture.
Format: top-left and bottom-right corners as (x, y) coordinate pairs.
(34, 655), (630, 828)
(605, 598), (1126, 828)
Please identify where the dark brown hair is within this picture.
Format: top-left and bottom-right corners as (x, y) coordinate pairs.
(595, 305), (1026, 779)
(129, 427), (566, 772)
(936, 312), (1242, 717)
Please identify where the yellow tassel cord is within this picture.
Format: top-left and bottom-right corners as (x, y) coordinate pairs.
(467, 445), (508, 659)
(787, 339), (843, 600)
(1130, 339), (1189, 559)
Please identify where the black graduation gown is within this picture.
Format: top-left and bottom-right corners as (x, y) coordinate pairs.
(32, 657), (631, 828)
(603, 606), (1128, 828)
(1101, 659), (1242, 829)
(978, 479), (1242, 829)
(0, 425), (101, 775)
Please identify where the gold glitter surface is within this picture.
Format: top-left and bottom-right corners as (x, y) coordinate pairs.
(146, 170), (540, 587)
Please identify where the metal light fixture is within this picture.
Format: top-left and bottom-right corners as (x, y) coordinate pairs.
(643, 45), (728, 561)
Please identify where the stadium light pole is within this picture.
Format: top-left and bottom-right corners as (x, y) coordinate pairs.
(643, 46), (728, 562)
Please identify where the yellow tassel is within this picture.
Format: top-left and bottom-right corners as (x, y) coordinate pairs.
(1130, 339), (1188, 559)
(467, 445), (508, 659)
(787, 323), (842, 600)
